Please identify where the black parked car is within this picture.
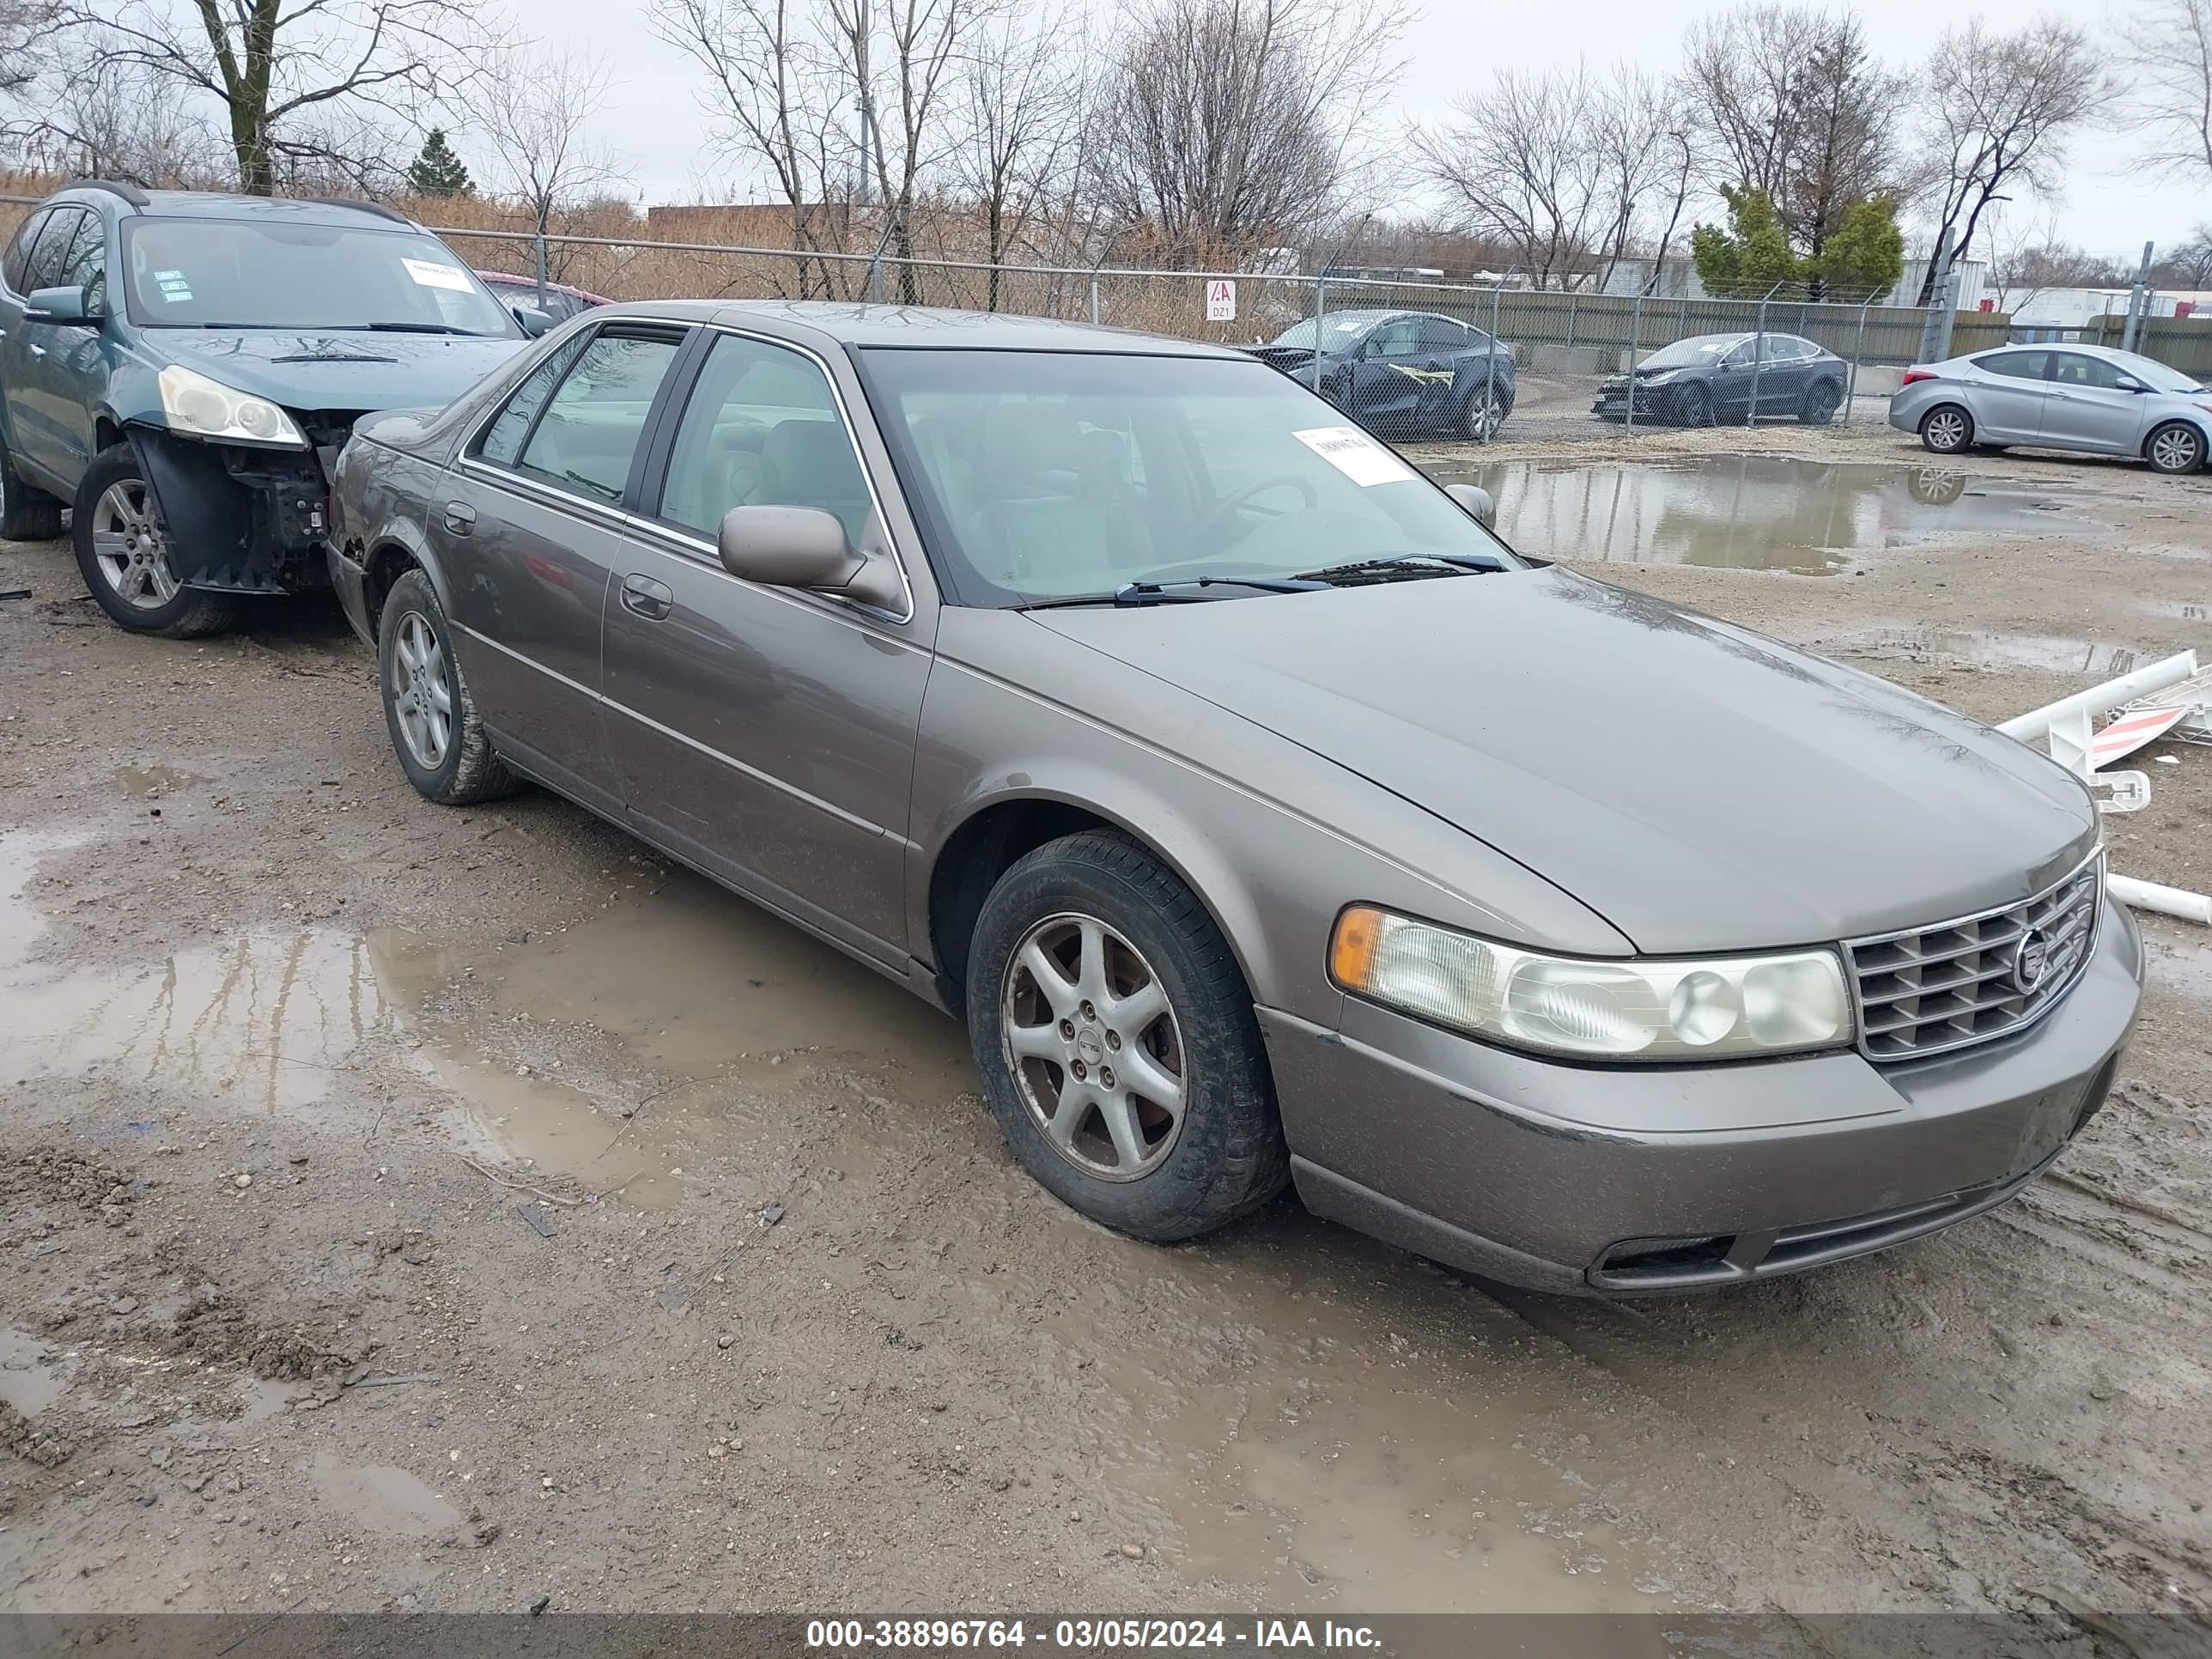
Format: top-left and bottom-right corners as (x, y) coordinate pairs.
(1595, 331), (1847, 427)
(1249, 309), (1516, 441)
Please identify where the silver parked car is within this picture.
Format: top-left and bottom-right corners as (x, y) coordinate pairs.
(1890, 342), (2211, 472)
(331, 301), (2141, 1295)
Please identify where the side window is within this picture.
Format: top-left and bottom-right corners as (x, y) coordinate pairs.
(657, 332), (872, 544)
(56, 214), (110, 313)
(1978, 350), (2049, 381)
(2, 209), (52, 293)
(2051, 353), (2124, 390)
(20, 208), (85, 295)
(476, 335), (589, 466)
(514, 331), (683, 503)
(1722, 340), (1754, 368)
(1365, 319), (1421, 359)
(1414, 316), (1468, 351)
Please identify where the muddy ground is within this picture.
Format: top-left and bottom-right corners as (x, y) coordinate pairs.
(2, 416), (2209, 1628)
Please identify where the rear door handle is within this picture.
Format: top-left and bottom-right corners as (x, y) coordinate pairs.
(441, 501), (476, 536)
(620, 573), (674, 620)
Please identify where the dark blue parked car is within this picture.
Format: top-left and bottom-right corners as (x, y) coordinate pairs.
(1249, 309), (1516, 441)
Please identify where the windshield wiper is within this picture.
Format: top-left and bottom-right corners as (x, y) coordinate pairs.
(1014, 575), (1325, 611)
(1293, 552), (1508, 585)
(361, 321), (485, 336)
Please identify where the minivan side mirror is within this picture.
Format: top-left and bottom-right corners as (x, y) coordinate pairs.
(1444, 483), (1497, 526)
(717, 504), (904, 611)
(510, 303), (554, 337)
(25, 285), (95, 325)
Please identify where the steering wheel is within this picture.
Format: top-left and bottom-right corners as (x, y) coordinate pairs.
(1194, 474), (1320, 549)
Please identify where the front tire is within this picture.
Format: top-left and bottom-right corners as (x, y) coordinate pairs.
(71, 446), (236, 637)
(0, 436), (66, 541)
(2146, 421), (2206, 476)
(1919, 404), (1973, 455)
(966, 830), (1290, 1243)
(1674, 383), (1713, 427)
(377, 568), (519, 805)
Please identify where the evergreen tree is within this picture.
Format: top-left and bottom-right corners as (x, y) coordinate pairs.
(406, 129), (472, 198)
(1690, 186), (1805, 298)
(1811, 197), (1905, 302)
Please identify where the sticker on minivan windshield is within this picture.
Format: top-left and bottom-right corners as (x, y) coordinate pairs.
(154, 270), (193, 301)
(1292, 425), (1415, 487)
(402, 258), (474, 293)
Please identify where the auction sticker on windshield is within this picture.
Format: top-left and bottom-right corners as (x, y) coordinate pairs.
(402, 258), (475, 293)
(1293, 425), (1416, 487)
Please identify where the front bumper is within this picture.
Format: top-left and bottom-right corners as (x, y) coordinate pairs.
(1592, 380), (1682, 420)
(327, 540), (375, 647)
(1265, 898), (2142, 1295)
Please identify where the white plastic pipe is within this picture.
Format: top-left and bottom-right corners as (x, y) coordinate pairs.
(2108, 872), (2212, 925)
(1999, 651), (2200, 741)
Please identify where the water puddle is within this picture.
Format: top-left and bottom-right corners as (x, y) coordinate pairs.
(1812, 625), (2171, 678)
(1432, 457), (2098, 574)
(115, 765), (203, 799)
(0, 1328), (71, 1417)
(305, 1452), (460, 1536)
(2143, 938), (2212, 1003)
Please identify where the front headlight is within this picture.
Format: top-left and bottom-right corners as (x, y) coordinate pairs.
(1640, 368), (1681, 385)
(156, 366), (307, 447)
(1329, 906), (1851, 1060)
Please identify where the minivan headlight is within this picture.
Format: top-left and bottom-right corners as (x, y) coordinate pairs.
(1329, 906), (1851, 1060)
(157, 366), (307, 447)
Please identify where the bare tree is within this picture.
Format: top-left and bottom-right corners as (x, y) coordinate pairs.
(3, 41), (233, 182)
(2119, 0), (2212, 179)
(1913, 19), (2109, 303)
(951, 0), (1085, 306)
(1090, 0), (1407, 264)
(471, 45), (630, 285)
(2160, 225), (2212, 287)
(1587, 65), (1701, 292)
(2, 0), (56, 96)
(1413, 65), (1610, 289)
(1682, 3), (1824, 203)
(33, 0), (501, 194)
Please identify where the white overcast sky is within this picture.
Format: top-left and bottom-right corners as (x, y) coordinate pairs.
(503, 0), (2207, 260)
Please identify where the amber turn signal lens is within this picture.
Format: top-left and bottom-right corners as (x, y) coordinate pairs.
(1329, 905), (1385, 989)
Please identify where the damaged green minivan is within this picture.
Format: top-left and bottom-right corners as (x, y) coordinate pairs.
(0, 182), (538, 636)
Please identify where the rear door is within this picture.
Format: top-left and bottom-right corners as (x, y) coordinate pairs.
(2040, 352), (2142, 453)
(441, 321), (690, 809)
(1964, 349), (2051, 442)
(601, 325), (932, 963)
(1753, 335), (1814, 415)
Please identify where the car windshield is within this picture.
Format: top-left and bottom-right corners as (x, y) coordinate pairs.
(121, 216), (516, 336)
(1265, 312), (1389, 352)
(860, 348), (1520, 606)
(1640, 337), (1746, 368)
(2105, 350), (2203, 393)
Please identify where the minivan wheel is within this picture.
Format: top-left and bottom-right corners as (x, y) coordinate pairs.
(377, 568), (519, 805)
(966, 830), (1290, 1242)
(0, 438), (65, 541)
(2146, 421), (2206, 475)
(1919, 404), (1972, 454)
(71, 446), (236, 637)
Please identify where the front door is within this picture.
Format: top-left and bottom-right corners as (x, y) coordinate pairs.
(442, 323), (689, 807)
(2040, 352), (2142, 454)
(1966, 349), (2052, 443)
(1348, 317), (1428, 429)
(601, 327), (932, 963)
(15, 210), (112, 483)
(0, 207), (91, 484)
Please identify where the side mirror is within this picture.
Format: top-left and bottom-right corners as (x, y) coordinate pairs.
(511, 303), (554, 337)
(26, 285), (95, 325)
(2115, 374), (2148, 393)
(717, 504), (903, 611)
(1444, 483), (1496, 526)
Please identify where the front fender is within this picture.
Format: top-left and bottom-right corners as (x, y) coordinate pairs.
(333, 436), (458, 619)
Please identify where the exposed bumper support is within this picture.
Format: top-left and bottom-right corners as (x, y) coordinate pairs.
(130, 427), (333, 593)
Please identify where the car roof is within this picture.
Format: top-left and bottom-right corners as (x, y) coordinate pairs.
(591, 299), (1253, 358)
(50, 185), (422, 232)
(1972, 342), (2132, 361)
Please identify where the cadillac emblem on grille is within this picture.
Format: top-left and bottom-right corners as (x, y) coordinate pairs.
(2013, 928), (2052, 994)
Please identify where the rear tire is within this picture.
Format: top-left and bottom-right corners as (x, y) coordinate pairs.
(377, 567), (520, 805)
(0, 437), (66, 541)
(2145, 421), (2206, 476)
(965, 830), (1290, 1243)
(1919, 404), (1973, 455)
(1799, 380), (1842, 425)
(71, 446), (236, 637)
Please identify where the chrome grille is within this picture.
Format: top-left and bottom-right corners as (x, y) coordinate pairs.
(1847, 850), (2102, 1060)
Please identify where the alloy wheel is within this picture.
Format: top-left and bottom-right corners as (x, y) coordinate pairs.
(89, 481), (179, 609)
(1923, 409), (1968, 452)
(1000, 911), (1187, 1182)
(2150, 425), (2203, 473)
(390, 610), (454, 769)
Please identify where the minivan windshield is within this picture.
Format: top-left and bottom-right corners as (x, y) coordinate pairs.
(1640, 336), (1747, 369)
(860, 348), (1520, 606)
(122, 217), (516, 337)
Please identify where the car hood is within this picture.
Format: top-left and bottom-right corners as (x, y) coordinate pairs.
(1031, 567), (2097, 953)
(158, 330), (528, 418)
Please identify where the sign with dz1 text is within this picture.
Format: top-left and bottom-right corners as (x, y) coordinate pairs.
(1205, 278), (1237, 322)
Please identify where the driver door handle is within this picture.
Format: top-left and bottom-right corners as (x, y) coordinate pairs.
(621, 572), (673, 620)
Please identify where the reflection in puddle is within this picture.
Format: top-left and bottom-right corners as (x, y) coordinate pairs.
(1815, 625), (2167, 678)
(1433, 457), (2097, 574)
(115, 764), (203, 799)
